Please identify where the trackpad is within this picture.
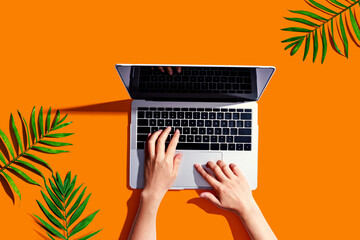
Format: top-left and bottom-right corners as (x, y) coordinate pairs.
(172, 151), (223, 189)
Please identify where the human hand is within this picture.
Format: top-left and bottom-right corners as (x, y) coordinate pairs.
(194, 160), (256, 217)
(142, 127), (182, 204)
(151, 66), (181, 75)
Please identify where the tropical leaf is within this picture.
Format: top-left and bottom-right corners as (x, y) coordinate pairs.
(282, 0), (360, 62)
(0, 107), (73, 202)
(34, 173), (101, 240)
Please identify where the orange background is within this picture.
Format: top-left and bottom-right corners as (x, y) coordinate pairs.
(1, 0), (360, 239)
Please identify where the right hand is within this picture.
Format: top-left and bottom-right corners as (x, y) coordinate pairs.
(195, 160), (256, 216)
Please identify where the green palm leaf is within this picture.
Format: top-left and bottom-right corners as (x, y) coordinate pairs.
(0, 107), (73, 202)
(282, 0), (360, 62)
(34, 173), (101, 240)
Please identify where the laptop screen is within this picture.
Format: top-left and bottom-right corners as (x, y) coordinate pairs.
(116, 65), (275, 102)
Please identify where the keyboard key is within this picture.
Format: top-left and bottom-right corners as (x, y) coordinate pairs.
(207, 128), (214, 135)
(161, 112), (168, 118)
(245, 109), (252, 112)
(185, 112), (192, 119)
(229, 121), (235, 127)
(231, 128), (237, 135)
(217, 113), (224, 119)
(237, 121), (244, 127)
(177, 112), (184, 119)
(236, 109), (244, 112)
(165, 120), (172, 126)
(138, 107), (148, 111)
(235, 136), (251, 143)
(138, 119), (148, 126)
(221, 121), (228, 127)
(157, 119), (164, 126)
(146, 112), (152, 118)
(199, 128), (206, 134)
(221, 144), (227, 150)
(238, 129), (251, 135)
(191, 128), (198, 134)
(193, 112), (200, 119)
(151, 127), (159, 132)
(226, 136), (233, 142)
(244, 144), (251, 151)
(197, 120), (204, 127)
(170, 112), (177, 118)
(137, 142), (145, 149)
(187, 135), (194, 142)
(225, 113), (231, 119)
(173, 120), (180, 126)
(245, 121), (252, 127)
(195, 135), (202, 142)
(211, 143), (220, 150)
(183, 128), (190, 134)
(138, 127), (150, 133)
(241, 113), (252, 120)
(203, 136), (210, 142)
(181, 120), (188, 126)
(149, 119), (156, 126)
(236, 144), (244, 151)
(233, 113), (239, 119)
(209, 113), (216, 119)
(189, 120), (196, 126)
(177, 143), (209, 150)
(179, 135), (186, 142)
(219, 136), (225, 142)
(137, 135), (148, 141)
(215, 128), (221, 135)
(138, 111), (145, 118)
(228, 144), (235, 151)
(211, 136), (218, 142)
(213, 120), (220, 127)
(223, 128), (229, 135)
(201, 113), (208, 119)
(154, 112), (160, 118)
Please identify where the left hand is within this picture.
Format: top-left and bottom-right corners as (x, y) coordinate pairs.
(142, 127), (182, 202)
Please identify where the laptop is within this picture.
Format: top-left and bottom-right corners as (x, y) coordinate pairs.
(116, 64), (275, 190)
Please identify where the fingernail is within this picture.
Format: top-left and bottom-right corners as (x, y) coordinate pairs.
(159, 129), (163, 132)
(175, 129), (179, 133)
(148, 133), (151, 136)
(194, 163), (200, 168)
(167, 126), (171, 129)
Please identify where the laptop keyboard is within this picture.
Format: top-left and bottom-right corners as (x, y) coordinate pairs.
(136, 107), (252, 151)
(138, 67), (253, 94)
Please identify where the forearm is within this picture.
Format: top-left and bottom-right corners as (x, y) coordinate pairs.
(236, 199), (277, 240)
(128, 192), (162, 240)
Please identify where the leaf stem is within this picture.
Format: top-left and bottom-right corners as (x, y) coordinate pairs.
(303, 0), (360, 37)
(0, 125), (58, 174)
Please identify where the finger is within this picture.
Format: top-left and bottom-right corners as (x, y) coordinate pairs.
(157, 66), (164, 72)
(200, 192), (222, 207)
(173, 153), (183, 175)
(144, 133), (152, 157)
(166, 129), (180, 159)
(217, 160), (234, 179)
(229, 163), (243, 178)
(194, 163), (220, 188)
(166, 67), (173, 75)
(207, 161), (227, 182)
(156, 126), (171, 154)
(151, 66), (154, 70)
(176, 67), (181, 73)
(147, 130), (163, 158)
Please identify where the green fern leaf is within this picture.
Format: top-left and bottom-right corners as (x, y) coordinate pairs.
(34, 173), (101, 240)
(282, 0), (360, 62)
(0, 106), (72, 202)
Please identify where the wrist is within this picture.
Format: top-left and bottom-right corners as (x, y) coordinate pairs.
(141, 189), (165, 208)
(234, 197), (259, 218)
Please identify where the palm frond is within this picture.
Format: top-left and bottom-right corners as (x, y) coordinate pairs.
(282, 0), (360, 62)
(0, 107), (73, 202)
(34, 172), (101, 240)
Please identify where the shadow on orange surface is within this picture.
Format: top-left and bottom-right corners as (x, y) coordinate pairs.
(118, 190), (142, 240)
(0, 174), (15, 204)
(187, 190), (251, 240)
(58, 99), (132, 115)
